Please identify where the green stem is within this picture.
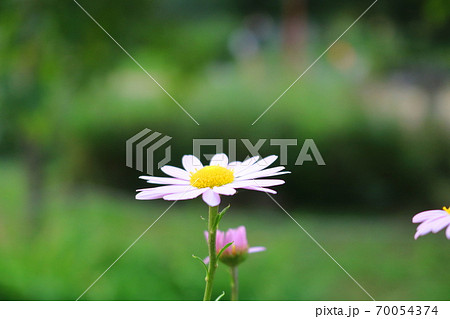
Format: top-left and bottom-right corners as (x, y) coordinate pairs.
(203, 205), (219, 301)
(230, 266), (239, 301)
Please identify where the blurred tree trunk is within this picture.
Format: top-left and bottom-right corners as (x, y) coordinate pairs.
(281, 0), (308, 67)
(18, 1), (47, 234)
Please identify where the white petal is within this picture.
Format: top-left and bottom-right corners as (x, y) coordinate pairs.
(140, 176), (190, 185)
(412, 210), (446, 223)
(163, 188), (207, 201)
(254, 155), (278, 168)
(248, 246), (266, 253)
(231, 156), (260, 174)
(161, 165), (190, 180)
(415, 215), (447, 231)
(241, 186), (277, 194)
(414, 214), (447, 239)
(235, 155), (278, 177)
(202, 189), (221, 206)
(415, 224), (433, 239)
(136, 185), (196, 194)
(136, 192), (165, 200)
(213, 186), (237, 196)
(227, 161), (241, 169)
(236, 167), (289, 180)
(136, 185), (196, 200)
(430, 216), (450, 233)
(209, 153), (229, 167)
(229, 179), (285, 188)
(182, 155), (203, 173)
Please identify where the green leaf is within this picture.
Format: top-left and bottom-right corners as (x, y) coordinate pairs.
(217, 242), (233, 260)
(214, 204), (230, 228)
(192, 255), (208, 273)
(215, 291), (226, 301)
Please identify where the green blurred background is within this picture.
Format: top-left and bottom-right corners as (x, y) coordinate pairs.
(1, 0), (449, 300)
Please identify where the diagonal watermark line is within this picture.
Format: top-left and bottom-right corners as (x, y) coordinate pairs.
(251, 0), (378, 125)
(73, 0), (200, 126)
(250, 178), (375, 300)
(75, 201), (175, 300)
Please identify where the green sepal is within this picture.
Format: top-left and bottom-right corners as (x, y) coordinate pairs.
(219, 252), (248, 267)
(217, 242), (233, 260)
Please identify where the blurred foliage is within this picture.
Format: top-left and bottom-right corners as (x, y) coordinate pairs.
(1, 0), (449, 210)
(0, 0), (450, 300)
(0, 1), (449, 206)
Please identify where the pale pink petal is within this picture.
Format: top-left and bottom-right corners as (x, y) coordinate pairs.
(216, 230), (225, 250)
(235, 166), (289, 180)
(416, 218), (438, 231)
(248, 246), (266, 253)
(257, 155), (278, 167)
(414, 226), (431, 239)
(213, 186), (236, 196)
(231, 156), (260, 174)
(210, 153), (229, 167)
(417, 214), (448, 228)
(235, 155), (278, 177)
(136, 185), (196, 194)
(224, 229), (235, 253)
(203, 256), (210, 264)
(430, 216), (450, 233)
(229, 179), (285, 188)
(182, 155), (203, 173)
(204, 230), (226, 252)
(136, 192), (166, 200)
(446, 226), (450, 239)
(241, 186), (277, 194)
(139, 176), (190, 185)
(202, 189), (221, 206)
(234, 226), (248, 250)
(161, 165), (190, 180)
(415, 219), (439, 239)
(136, 186), (196, 200)
(163, 188), (207, 201)
(412, 210), (446, 223)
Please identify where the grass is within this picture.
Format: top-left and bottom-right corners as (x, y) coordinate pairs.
(0, 160), (449, 300)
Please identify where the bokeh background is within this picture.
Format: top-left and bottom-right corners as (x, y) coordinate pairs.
(1, 0), (450, 300)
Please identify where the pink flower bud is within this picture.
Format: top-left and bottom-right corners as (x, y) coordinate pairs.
(204, 226), (266, 266)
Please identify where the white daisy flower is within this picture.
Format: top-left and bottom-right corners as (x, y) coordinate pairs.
(136, 153), (289, 206)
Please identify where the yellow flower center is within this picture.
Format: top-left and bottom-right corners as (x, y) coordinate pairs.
(190, 165), (234, 189)
(443, 206), (450, 214)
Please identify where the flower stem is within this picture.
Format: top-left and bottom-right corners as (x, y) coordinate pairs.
(230, 266), (239, 301)
(203, 205), (219, 301)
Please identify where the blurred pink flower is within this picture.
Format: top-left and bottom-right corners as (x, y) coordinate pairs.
(204, 226), (265, 266)
(136, 153), (289, 206)
(412, 207), (450, 239)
